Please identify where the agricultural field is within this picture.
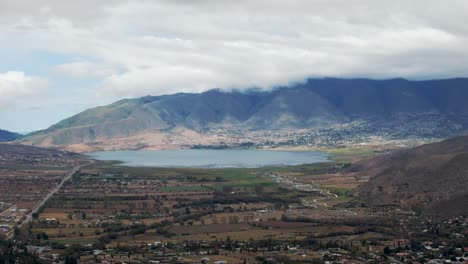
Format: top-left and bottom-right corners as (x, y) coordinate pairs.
(12, 156), (391, 263)
(5, 147), (467, 263)
(0, 144), (87, 239)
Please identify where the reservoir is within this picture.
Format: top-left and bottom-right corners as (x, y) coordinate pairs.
(89, 149), (329, 168)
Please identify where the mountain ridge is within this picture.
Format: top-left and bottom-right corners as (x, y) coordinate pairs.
(20, 78), (468, 151)
(0, 129), (21, 142)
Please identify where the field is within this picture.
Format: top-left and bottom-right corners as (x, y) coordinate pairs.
(12, 156), (384, 262)
(0, 145), (87, 239)
(6, 148), (467, 264)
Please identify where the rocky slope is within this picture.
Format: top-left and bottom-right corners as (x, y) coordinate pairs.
(353, 135), (468, 217)
(21, 78), (468, 151)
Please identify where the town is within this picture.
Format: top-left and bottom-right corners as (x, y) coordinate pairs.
(1, 145), (466, 263)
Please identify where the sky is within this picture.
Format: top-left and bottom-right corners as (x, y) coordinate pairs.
(1, 0), (468, 132)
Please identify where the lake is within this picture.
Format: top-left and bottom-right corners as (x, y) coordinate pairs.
(89, 149), (329, 168)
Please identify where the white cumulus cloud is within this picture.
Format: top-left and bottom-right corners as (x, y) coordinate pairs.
(0, 71), (48, 109)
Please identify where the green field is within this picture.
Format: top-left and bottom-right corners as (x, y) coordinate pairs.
(325, 146), (377, 162)
(91, 163), (276, 190)
(159, 185), (211, 192)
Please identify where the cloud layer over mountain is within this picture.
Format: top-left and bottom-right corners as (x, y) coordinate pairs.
(1, 0), (468, 130)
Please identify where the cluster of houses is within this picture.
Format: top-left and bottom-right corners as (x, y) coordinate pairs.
(0, 204), (29, 236)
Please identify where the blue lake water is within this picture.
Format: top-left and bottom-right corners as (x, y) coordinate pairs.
(88, 149), (329, 168)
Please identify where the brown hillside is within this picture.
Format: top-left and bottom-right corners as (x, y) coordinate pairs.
(353, 135), (468, 217)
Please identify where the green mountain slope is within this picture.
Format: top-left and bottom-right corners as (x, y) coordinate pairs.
(21, 78), (468, 151)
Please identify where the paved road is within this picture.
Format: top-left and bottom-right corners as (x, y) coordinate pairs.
(9, 160), (94, 238)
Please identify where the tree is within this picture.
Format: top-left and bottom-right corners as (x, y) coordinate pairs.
(254, 185), (264, 194)
(222, 185), (233, 193)
(383, 246), (392, 254)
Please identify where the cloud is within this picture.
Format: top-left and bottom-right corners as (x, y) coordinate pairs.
(1, 0), (468, 99)
(55, 62), (116, 78)
(0, 71), (48, 109)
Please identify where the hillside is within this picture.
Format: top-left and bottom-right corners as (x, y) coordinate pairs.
(353, 135), (468, 217)
(0, 129), (21, 142)
(21, 78), (468, 151)
(0, 143), (88, 167)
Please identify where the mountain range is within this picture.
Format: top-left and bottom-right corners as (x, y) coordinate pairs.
(20, 78), (468, 152)
(0, 129), (21, 142)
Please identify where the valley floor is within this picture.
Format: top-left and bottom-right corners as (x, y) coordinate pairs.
(2, 146), (466, 264)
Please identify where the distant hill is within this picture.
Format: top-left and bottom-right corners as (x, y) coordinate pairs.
(21, 78), (468, 151)
(0, 143), (86, 170)
(0, 143), (80, 157)
(0, 129), (21, 142)
(353, 135), (468, 218)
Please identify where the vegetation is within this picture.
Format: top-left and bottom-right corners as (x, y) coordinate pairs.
(2, 138), (467, 263)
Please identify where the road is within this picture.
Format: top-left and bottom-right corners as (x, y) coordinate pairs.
(388, 256), (404, 264)
(265, 172), (340, 209)
(0, 205), (16, 217)
(8, 160), (94, 238)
